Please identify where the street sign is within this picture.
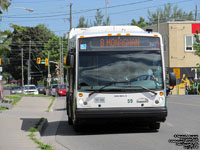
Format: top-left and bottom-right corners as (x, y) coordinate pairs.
(47, 78), (51, 82)
(41, 61), (45, 64)
(0, 75), (3, 81)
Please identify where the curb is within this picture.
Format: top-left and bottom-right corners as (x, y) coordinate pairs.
(35, 118), (48, 139)
(0, 98), (13, 109)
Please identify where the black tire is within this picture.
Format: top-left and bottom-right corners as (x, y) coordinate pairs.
(73, 120), (82, 132)
(149, 122), (160, 130)
(68, 115), (73, 125)
(67, 104), (73, 125)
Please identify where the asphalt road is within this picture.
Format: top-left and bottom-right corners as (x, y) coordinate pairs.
(47, 95), (200, 150)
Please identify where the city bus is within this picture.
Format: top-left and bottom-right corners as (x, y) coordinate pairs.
(66, 26), (176, 131)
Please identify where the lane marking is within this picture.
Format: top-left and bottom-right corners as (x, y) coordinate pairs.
(168, 101), (200, 107)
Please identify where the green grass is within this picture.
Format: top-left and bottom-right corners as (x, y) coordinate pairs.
(28, 118), (54, 150)
(17, 94), (49, 97)
(4, 94), (54, 111)
(5, 95), (22, 106)
(0, 107), (8, 111)
(4, 83), (17, 87)
(46, 97), (55, 112)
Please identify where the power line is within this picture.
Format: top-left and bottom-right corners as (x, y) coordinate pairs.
(12, 0), (65, 4)
(3, 0), (153, 19)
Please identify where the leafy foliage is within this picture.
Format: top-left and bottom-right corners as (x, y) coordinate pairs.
(193, 30), (200, 57)
(148, 3), (194, 25)
(77, 16), (88, 28)
(131, 17), (149, 28)
(6, 24), (55, 83)
(94, 9), (104, 26)
(41, 36), (68, 79)
(0, 30), (12, 55)
(0, 0), (11, 14)
(193, 30), (200, 74)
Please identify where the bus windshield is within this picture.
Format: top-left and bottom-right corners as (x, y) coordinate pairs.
(78, 51), (163, 91)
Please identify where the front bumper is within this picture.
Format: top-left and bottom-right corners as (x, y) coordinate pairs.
(75, 107), (167, 122)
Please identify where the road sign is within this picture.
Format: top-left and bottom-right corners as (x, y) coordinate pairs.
(48, 74), (51, 78)
(41, 61), (45, 64)
(47, 78), (51, 82)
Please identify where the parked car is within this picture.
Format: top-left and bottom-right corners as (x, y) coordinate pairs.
(56, 84), (67, 96)
(23, 85), (39, 95)
(49, 84), (58, 96)
(10, 86), (23, 94)
(8, 80), (17, 84)
(37, 85), (46, 95)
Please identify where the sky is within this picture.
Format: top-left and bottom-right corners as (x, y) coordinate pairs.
(0, 0), (199, 36)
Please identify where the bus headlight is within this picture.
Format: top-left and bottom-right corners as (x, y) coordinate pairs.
(79, 99), (88, 105)
(159, 97), (164, 101)
(79, 99), (84, 105)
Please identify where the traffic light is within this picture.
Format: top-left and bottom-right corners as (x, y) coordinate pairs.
(45, 58), (48, 66)
(37, 57), (41, 64)
(0, 58), (1, 66)
(64, 57), (66, 64)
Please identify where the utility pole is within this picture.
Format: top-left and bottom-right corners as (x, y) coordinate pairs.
(195, 4), (197, 21)
(21, 48), (24, 87)
(70, 3), (72, 30)
(47, 51), (50, 87)
(28, 40), (31, 84)
(105, 0), (108, 25)
(61, 38), (64, 84)
(59, 37), (62, 84)
(157, 11), (159, 33)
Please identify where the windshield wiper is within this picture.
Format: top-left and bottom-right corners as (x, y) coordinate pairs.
(128, 85), (157, 95)
(88, 81), (129, 97)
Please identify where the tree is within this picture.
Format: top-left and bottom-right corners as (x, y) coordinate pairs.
(0, 30), (12, 55)
(94, 9), (104, 26)
(41, 36), (68, 79)
(193, 31), (200, 57)
(131, 17), (149, 28)
(6, 24), (55, 83)
(77, 16), (88, 28)
(0, 0), (11, 14)
(148, 3), (194, 25)
(103, 16), (111, 26)
(193, 30), (200, 74)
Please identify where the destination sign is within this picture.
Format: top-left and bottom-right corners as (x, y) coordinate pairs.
(79, 36), (160, 51)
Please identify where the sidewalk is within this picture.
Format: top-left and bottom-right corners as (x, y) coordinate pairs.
(0, 96), (52, 150)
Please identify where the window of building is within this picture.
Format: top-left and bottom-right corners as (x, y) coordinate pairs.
(185, 35), (198, 52)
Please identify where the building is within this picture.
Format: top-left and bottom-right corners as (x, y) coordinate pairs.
(144, 21), (200, 94)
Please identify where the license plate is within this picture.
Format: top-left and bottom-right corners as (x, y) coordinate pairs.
(94, 97), (105, 103)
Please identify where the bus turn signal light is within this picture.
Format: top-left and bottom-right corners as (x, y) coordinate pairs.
(79, 93), (83, 97)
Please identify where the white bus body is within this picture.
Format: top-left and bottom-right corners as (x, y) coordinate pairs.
(66, 26), (167, 131)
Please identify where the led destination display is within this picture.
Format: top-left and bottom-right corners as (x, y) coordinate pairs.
(79, 36), (160, 51)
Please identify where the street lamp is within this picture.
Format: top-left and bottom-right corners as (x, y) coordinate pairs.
(11, 7), (34, 12)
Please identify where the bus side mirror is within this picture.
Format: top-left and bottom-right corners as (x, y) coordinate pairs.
(169, 72), (176, 86)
